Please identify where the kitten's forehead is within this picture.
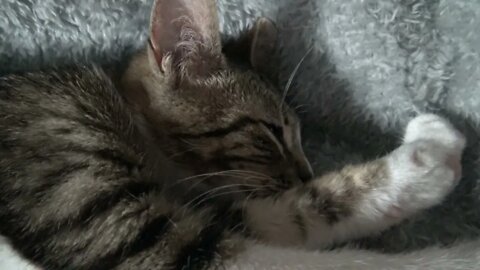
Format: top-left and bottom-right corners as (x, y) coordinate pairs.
(163, 70), (286, 133)
(212, 71), (282, 117)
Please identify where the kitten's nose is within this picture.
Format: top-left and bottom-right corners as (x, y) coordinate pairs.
(296, 160), (314, 182)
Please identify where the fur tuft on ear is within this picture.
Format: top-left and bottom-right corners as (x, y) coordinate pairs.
(149, 0), (225, 78)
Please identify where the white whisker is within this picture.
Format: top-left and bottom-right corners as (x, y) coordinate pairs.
(179, 183), (266, 215)
(279, 46), (314, 114)
(189, 187), (264, 212)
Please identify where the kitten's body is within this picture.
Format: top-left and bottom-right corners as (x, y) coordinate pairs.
(0, 66), (470, 270)
(0, 0), (472, 269)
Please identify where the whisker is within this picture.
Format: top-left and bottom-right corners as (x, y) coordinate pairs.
(183, 173), (274, 195)
(173, 171), (242, 185)
(294, 104), (307, 111)
(174, 169), (275, 184)
(180, 138), (201, 147)
(167, 171), (274, 202)
(228, 188), (262, 233)
(189, 187), (264, 212)
(185, 184), (264, 205)
(240, 187), (257, 221)
(279, 46), (314, 114)
(179, 184), (266, 215)
(167, 146), (201, 158)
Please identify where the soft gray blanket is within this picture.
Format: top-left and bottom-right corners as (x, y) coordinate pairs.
(1, 0), (480, 264)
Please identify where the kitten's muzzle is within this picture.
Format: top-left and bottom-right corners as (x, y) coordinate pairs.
(283, 158), (314, 185)
(297, 161), (314, 182)
(295, 159), (314, 182)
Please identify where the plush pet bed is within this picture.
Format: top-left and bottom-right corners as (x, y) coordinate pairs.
(1, 0), (480, 268)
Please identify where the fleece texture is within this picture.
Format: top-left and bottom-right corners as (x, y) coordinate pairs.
(1, 0), (480, 265)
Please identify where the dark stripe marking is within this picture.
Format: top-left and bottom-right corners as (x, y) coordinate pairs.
(293, 212), (307, 241)
(173, 117), (259, 139)
(169, 219), (225, 270)
(74, 181), (157, 225)
(256, 121), (287, 156)
(260, 121), (284, 145)
(222, 154), (270, 165)
(33, 162), (90, 196)
(252, 140), (274, 153)
(33, 180), (157, 234)
(308, 187), (352, 225)
(90, 214), (171, 269)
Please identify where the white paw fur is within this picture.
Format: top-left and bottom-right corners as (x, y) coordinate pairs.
(384, 114), (466, 217)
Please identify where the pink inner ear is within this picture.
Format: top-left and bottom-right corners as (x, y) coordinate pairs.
(149, 0), (187, 67)
(148, 0), (221, 71)
(148, 38), (164, 71)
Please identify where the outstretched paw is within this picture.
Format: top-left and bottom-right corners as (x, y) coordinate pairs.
(404, 113), (466, 153)
(386, 114), (466, 217)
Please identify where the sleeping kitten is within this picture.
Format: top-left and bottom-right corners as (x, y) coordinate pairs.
(0, 0), (470, 269)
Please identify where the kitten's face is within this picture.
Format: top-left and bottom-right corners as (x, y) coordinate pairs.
(123, 0), (313, 194)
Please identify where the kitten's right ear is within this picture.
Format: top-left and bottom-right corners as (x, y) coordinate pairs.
(249, 18), (278, 76)
(148, 0), (225, 80)
(222, 17), (279, 83)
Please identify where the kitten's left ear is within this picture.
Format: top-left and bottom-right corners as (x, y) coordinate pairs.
(148, 0), (225, 79)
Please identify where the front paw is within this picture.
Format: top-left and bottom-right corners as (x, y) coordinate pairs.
(386, 114), (466, 216)
(404, 114), (466, 152)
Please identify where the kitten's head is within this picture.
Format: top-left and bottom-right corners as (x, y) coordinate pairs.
(123, 0), (313, 193)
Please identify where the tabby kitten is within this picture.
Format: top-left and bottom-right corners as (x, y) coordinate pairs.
(0, 0), (467, 269)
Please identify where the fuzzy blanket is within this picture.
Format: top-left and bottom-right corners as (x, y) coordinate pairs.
(1, 0), (480, 268)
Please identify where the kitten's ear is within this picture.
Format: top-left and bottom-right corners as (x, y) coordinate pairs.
(148, 0), (225, 78)
(249, 17), (278, 76)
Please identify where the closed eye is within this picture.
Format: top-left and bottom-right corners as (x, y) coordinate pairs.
(263, 122), (284, 143)
(257, 121), (286, 157)
(253, 136), (274, 154)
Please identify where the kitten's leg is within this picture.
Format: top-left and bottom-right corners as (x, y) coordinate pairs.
(244, 114), (466, 248)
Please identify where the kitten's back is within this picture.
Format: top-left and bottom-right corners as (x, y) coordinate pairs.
(0, 67), (154, 267)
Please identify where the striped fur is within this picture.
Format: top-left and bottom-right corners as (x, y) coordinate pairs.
(0, 64), (466, 270)
(0, 0), (467, 269)
(0, 67), (245, 269)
